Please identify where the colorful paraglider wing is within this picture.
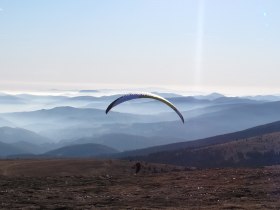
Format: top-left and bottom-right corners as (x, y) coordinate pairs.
(105, 93), (185, 123)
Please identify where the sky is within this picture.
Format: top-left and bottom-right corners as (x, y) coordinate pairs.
(0, 0), (280, 95)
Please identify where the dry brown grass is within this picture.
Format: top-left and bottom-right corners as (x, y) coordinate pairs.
(197, 132), (280, 162)
(0, 159), (279, 209)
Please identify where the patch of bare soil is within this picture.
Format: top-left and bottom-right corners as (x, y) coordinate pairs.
(0, 159), (279, 209)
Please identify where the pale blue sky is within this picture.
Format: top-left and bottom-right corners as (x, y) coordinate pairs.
(0, 0), (280, 94)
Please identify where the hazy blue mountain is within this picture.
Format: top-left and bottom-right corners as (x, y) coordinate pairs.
(0, 94), (32, 113)
(1, 95), (278, 145)
(117, 120), (280, 157)
(107, 101), (280, 141)
(0, 117), (14, 127)
(0, 92), (268, 114)
(2, 106), (152, 125)
(193, 92), (225, 100)
(2, 98), (276, 143)
(119, 121), (280, 168)
(0, 107), (161, 140)
(79, 90), (99, 93)
(0, 94), (25, 104)
(127, 131), (280, 168)
(15, 94), (101, 111)
(64, 133), (185, 151)
(65, 96), (98, 101)
(10, 141), (57, 154)
(166, 97), (211, 104)
(212, 97), (258, 104)
(0, 94), (70, 113)
(156, 102), (249, 121)
(98, 95), (261, 115)
(44, 143), (118, 157)
(16, 94), (67, 101)
(244, 95), (280, 102)
(16, 94), (68, 108)
(0, 127), (50, 145)
(0, 141), (27, 157)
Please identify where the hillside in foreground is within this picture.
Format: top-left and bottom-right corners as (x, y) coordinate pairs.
(119, 120), (280, 158)
(0, 159), (279, 209)
(126, 132), (280, 168)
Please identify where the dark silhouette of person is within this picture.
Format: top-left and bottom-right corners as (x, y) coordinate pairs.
(135, 162), (141, 174)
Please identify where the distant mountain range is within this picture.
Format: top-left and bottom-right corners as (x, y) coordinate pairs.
(1, 91), (280, 168)
(1, 97), (280, 143)
(0, 127), (50, 145)
(117, 120), (280, 157)
(193, 92), (225, 100)
(127, 132), (280, 168)
(109, 101), (280, 141)
(0, 127), (54, 156)
(0, 117), (14, 127)
(0, 94), (25, 104)
(79, 90), (99, 93)
(0, 141), (26, 157)
(244, 95), (280, 101)
(0, 106), (155, 140)
(121, 120), (280, 167)
(63, 133), (185, 151)
(44, 143), (118, 158)
(2, 120), (280, 168)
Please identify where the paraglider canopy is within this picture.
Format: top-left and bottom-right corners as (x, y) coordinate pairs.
(105, 92), (184, 123)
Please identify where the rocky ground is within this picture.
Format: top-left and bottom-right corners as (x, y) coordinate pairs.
(0, 159), (279, 209)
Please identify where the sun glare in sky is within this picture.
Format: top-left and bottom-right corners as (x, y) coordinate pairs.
(0, 0), (280, 95)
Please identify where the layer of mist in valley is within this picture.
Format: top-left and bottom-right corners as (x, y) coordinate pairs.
(1, 89), (280, 162)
